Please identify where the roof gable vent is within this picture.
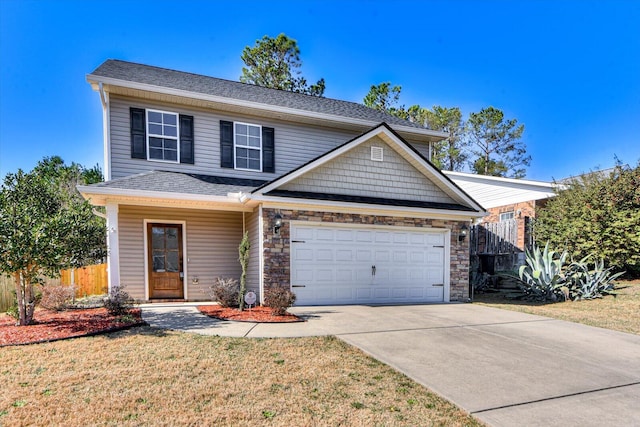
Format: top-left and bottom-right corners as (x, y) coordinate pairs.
(371, 146), (384, 162)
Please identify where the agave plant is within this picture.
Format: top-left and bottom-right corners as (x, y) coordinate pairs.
(566, 256), (625, 300)
(518, 242), (570, 301)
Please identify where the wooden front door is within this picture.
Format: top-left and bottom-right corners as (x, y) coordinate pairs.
(147, 223), (184, 299)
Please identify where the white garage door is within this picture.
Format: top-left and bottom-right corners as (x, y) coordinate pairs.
(290, 223), (448, 305)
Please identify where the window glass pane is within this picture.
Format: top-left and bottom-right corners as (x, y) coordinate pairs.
(236, 157), (248, 169)
(248, 149), (260, 160)
(166, 251), (179, 272)
(164, 125), (177, 137)
(153, 252), (165, 271)
(165, 149), (178, 161)
(236, 135), (247, 146)
(165, 139), (177, 150)
(152, 227), (164, 249)
(248, 136), (260, 147)
(248, 125), (260, 137)
(149, 123), (163, 135)
(149, 148), (163, 160)
(235, 123), (247, 135)
(148, 111), (162, 123)
(248, 159), (260, 170)
(163, 113), (177, 125)
(149, 137), (163, 148)
(166, 229), (178, 248)
(236, 147), (247, 157)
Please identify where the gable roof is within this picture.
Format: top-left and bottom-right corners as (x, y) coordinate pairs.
(87, 60), (447, 140)
(443, 171), (557, 209)
(253, 123), (486, 216)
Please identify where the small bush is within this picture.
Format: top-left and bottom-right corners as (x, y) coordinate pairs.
(40, 284), (75, 311)
(210, 277), (240, 308)
(6, 301), (19, 320)
(103, 284), (133, 316)
(264, 286), (296, 316)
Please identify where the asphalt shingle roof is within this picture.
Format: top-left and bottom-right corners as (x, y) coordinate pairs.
(90, 59), (426, 129)
(93, 171), (267, 196)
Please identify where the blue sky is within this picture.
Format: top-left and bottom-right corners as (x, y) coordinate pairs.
(1, 0), (638, 182)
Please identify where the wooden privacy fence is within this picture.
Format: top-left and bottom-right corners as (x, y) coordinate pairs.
(470, 219), (520, 255)
(60, 263), (108, 297)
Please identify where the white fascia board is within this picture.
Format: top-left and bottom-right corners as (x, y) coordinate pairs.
(252, 194), (486, 220)
(86, 74), (447, 140)
(443, 171), (557, 190)
(77, 185), (252, 211)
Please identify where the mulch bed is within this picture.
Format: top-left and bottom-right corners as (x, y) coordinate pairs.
(0, 308), (145, 346)
(197, 305), (303, 323)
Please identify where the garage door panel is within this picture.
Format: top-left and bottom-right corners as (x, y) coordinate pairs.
(291, 224), (448, 305)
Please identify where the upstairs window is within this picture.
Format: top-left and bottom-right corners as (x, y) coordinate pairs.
(130, 107), (194, 164)
(148, 110), (179, 162)
(234, 122), (262, 171)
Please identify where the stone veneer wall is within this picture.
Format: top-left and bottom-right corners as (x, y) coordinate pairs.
(262, 208), (471, 302)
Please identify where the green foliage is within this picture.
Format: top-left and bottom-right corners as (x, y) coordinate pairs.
(535, 163), (640, 276)
(421, 106), (467, 171)
(264, 286), (296, 316)
(0, 157), (106, 325)
(240, 33), (325, 96)
(565, 257), (624, 300)
(467, 106), (529, 178)
(518, 243), (570, 301)
(237, 231), (250, 310)
(363, 82), (404, 114)
(210, 277), (239, 308)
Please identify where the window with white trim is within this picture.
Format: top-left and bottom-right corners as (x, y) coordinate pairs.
(500, 211), (515, 222)
(147, 110), (179, 162)
(234, 122), (262, 171)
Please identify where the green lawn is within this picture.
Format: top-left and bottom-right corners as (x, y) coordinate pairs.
(474, 280), (640, 335)
(1, 328), (483, 426)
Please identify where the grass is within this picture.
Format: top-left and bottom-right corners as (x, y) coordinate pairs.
(474, 280), (640, 335)
(0, 328), (483, 426)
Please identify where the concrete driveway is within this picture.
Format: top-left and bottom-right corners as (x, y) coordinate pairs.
(142, 303), (640, 426)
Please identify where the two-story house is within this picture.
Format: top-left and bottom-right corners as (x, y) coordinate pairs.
(79, 60), (486, 305)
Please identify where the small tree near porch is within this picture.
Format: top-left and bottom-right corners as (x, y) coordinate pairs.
(0, 167), (106, 326)
(238, 231), (250, 311)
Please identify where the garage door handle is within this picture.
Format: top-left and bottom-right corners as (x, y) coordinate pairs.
(433, 284), (444, 287)
(371, 265), (376, 276)
(292, 285), (306, 288)
(292, 240), (306, 243)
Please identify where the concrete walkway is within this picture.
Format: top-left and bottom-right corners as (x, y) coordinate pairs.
(141, 302), (640, 427)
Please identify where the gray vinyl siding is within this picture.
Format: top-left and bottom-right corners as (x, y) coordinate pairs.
(246, 208), (261, 300)
(280, 137), (456, 204)
(109, 95), (357, 180)
(118, 205), (244, 301)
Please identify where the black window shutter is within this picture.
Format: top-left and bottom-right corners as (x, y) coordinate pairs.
(262, 126), (275, 173)
(220, 120), (234, 168)
(130, 108), (147, 159)
(179, 115), (194, 164)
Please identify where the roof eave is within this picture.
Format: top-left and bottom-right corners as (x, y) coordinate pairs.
(86, 74), (448, 141)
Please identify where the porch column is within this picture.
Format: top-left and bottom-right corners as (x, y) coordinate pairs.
(105, 202), (120, 293)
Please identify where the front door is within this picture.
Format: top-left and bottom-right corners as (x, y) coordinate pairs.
(147, 223), (184, 299)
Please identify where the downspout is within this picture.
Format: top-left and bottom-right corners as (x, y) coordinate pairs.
(98, 83), (111, 181)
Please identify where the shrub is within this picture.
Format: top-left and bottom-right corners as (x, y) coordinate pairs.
(40, 284), (75, 311)
(103, 284), (133, 315)
(518, 243), (570, 301)
(210, 277), (240, 308)
(264, 286), (296, 316)
(566, 257), (624, 300)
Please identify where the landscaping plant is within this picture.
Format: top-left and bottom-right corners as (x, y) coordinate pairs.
(103, 284), (134, 316)
(518, 242), (570, 301)
(238, 231), (250, 310)
(264, 286), (296, 316)
(210, 277), (240, 308)
(566, 257), (625, 300)
(40, 284), (75, 311)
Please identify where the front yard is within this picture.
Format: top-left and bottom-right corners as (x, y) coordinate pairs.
(0, 327), (482, 426)
(474, 280), (640, 335)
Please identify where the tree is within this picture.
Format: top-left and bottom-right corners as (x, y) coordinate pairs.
(237, 231), (250, 311)
(535, 162), (640, 277)
(240, 33), (325, 96)
(422, 106), (467, 171)
(467, 106), (530, 178)
(0, 158), (106, 325)
(363, 82), (405, 117)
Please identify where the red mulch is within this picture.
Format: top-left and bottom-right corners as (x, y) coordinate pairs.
(197, 305), (303, 323)
(0, 308), (145, 346)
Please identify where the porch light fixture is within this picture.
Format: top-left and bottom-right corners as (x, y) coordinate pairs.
(274, 213), (283, 235)
(458, 225), (468, 242)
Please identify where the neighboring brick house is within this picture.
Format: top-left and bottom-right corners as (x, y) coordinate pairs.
(444, 171), (556, 254)
(79, 60), (486, 305)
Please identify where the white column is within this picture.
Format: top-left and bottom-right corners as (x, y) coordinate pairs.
(105, 202), (120, 293)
